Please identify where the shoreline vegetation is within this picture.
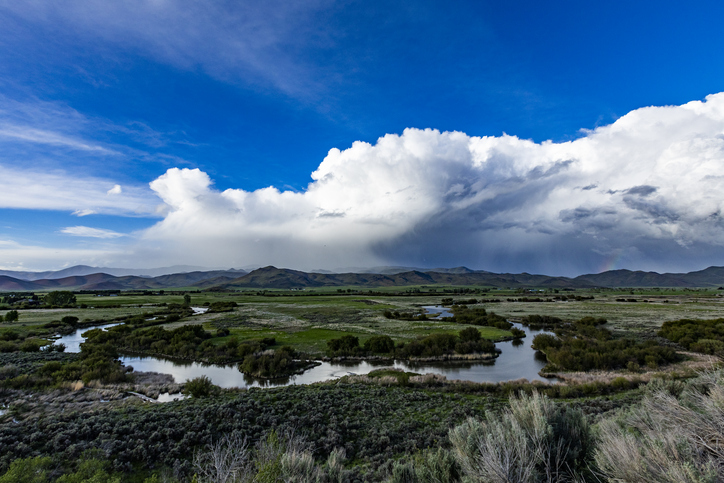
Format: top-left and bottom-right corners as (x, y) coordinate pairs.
(1, 287), (724, 481)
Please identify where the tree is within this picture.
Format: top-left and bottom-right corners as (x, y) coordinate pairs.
(44, 291), (76, 307)
(183, 294), (191, 307)
(4, 310), (18, 323)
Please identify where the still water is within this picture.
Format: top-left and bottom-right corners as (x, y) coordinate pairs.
(54, 307), (556, 390)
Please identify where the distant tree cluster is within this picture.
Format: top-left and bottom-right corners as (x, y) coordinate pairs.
(326, 328), (496, 359)
(450, 305), (512, 330)
(532, 317), (681, 372)
(659, 317), (724, 355)
(44, 291), (76, 307)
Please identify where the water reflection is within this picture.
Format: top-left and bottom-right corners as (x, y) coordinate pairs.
(54, 324), (121, 353)
(422, 305), (453, 318)
(54, 310), (557, 391)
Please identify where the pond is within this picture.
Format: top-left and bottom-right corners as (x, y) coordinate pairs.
(53, 310), (556, 392)
(422, 305), (453, 318)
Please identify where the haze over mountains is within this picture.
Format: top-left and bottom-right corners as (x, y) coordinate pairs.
(2, 265), (724, 291)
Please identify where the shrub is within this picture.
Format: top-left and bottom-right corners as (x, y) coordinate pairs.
(595, 370), (724, 483)
(3, 311), (18, 323)
(182, 375), (217, 398)
(458, 327), (481, 342)
(19, 339), (43, 353)
(449, 391), (593, 483)
(0, 456), (52, 483)
(327, 335), (360, 356)
(363, 335), (395, 354)
(60, 316), (79, 326)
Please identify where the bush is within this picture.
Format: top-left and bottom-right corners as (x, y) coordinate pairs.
(458, 327), (481, 342)
(327, 335), (360, 356)
(3, 311), (18, 323)
(0, 456), (52, 483)
(595, 370), (724, 482)
(60, 316), (79, 326)
(182, 375), (217, 398)
(363, 335), (395, 354)
(449, 391), (593, 483)
(19, 339), (43, 353)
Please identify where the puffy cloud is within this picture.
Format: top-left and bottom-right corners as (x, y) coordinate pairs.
(107, 184), (122, 195)
(139, 94), (724, 274)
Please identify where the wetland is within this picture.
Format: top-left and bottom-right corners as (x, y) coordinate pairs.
(1, 285), (723, 481)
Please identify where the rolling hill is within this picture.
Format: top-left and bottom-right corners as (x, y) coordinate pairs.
(2, 265), (724, 292)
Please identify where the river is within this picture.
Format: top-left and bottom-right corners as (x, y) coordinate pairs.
(53, 306), (556, 392)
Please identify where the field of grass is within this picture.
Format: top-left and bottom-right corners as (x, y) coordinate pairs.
(4, 288), (724, 354)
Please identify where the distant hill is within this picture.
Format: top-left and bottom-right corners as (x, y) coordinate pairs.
(0, 265), (245, 281)
(217, 266), (582, 290)
(218, 266), (724, 290)
(2, 265), (724, 292)
(332, 266), (477, 275)
(0, 269), (248, 291)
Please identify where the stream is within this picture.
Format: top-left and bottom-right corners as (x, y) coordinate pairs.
(53, 306), (556, 393)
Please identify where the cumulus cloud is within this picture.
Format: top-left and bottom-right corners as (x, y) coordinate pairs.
(60, 226), (126, 239)
(135, 94), (724, 275)
(107, 184), (122, 195)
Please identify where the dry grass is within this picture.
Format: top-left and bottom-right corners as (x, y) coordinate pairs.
(548, 351), (722, 385)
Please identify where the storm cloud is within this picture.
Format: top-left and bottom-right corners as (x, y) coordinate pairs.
(135, 94), (724, 275)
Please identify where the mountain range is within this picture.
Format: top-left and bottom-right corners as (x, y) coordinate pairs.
(1, 265), (724, 291)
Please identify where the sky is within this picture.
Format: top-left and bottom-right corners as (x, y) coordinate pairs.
(1, 0), (724, 276)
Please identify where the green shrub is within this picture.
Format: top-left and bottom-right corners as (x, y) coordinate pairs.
(363, 335), (395, 354)
(182, 375), (217, 398)
(3, 311), (18, 323)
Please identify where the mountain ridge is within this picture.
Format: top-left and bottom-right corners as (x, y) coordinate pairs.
(2, 266), (724, 291)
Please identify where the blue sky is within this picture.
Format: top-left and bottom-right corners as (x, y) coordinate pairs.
(1, 1), (724, 275)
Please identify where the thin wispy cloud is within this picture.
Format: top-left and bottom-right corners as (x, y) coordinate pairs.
(0, 239), (122, 271)
(60, 226), (126, 239)
(0, 124), (117, 153)
(0, 0), (334, 100)
(0, 165), (158, 216)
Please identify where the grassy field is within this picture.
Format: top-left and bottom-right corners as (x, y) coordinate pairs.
(3, 288), (724, 354)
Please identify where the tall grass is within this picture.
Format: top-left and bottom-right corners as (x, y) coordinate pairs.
(595, 371), (724, 482)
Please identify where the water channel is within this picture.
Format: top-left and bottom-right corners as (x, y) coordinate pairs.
(53, 306), (556, 393)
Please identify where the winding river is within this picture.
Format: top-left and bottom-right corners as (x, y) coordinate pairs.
(54, 306), (556, 391)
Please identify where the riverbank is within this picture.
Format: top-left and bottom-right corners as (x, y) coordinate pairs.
(323, 351), (499, 363)
(540, 351), (722, 385)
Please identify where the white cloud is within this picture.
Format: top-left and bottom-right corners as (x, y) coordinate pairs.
(0, 165), (158, 216)
(0, 124), (117, 153)
(0, 239), (123, 271)
(107, 184), (122, 195)
(60, 226), (126, 239)
(135, 93), (724, 275)
(0, 0), (332, 99)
